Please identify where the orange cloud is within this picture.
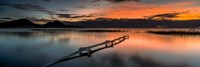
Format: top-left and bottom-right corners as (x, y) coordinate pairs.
(99, 1), (200, 20)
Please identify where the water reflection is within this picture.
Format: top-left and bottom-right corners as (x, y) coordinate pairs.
(0, 28), (200, 67)
(129, 55), (188, 67)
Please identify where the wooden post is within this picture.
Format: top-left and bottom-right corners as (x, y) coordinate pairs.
(105, 41), (114, 47)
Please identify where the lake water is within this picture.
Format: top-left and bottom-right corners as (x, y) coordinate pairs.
(0, 28), (200, 67)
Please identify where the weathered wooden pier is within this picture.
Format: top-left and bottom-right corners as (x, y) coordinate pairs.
(44, 35), (129, 67)
(78, 35), (129, 56)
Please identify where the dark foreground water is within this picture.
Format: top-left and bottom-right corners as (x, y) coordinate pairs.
(0, 28), (200, 67)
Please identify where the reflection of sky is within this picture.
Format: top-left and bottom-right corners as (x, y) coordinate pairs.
(1, 29), (200, 67)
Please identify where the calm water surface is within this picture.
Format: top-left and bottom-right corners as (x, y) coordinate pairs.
(0, 28), (200, 67)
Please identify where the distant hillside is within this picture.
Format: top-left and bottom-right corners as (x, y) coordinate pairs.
(1, 18), (200, 28)
(0, 19), (39, 28)
(42, 21), (81, 28)
(0, 19), (81, 28)
(64, 18), (200, 28)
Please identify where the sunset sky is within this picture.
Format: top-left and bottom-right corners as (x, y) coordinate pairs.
(0, 0), (200, 23)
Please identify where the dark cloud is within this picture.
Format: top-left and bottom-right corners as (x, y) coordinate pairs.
(59, 9), (69, 12)
(146, 11), (189, 20)
(92, 0), (141, 3)
(0, 20), (7, 23)
(26, 17), (53, 23)
(0, 17), (12, 20)
(56, 13), (102, 18)
(42, 0), (51, 2)
(56, 14), (76, 18)
(0, 3), (55, 15)
(70, 15), (94, 18)
(78, 6), (86, 8)
(0, 16), (12, 23)
(0, 3), (44, 10)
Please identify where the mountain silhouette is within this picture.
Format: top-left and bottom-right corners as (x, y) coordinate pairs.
(42, 21), (66, 28)
(64, 18), (200, 28)
(1, 18), (200, 28)
(42, 21), (81, 28)
(0, 19), (39, 28)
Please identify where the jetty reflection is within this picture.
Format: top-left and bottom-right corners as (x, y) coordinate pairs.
(44, 35), (129, 67)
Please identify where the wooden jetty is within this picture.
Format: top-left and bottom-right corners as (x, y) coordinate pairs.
(78, 35), (129, 56)
(44, 35), (129, 67)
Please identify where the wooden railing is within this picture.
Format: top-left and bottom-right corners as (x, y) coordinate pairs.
(78, 35), (129, 56)
(44, 35), (129, 67)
